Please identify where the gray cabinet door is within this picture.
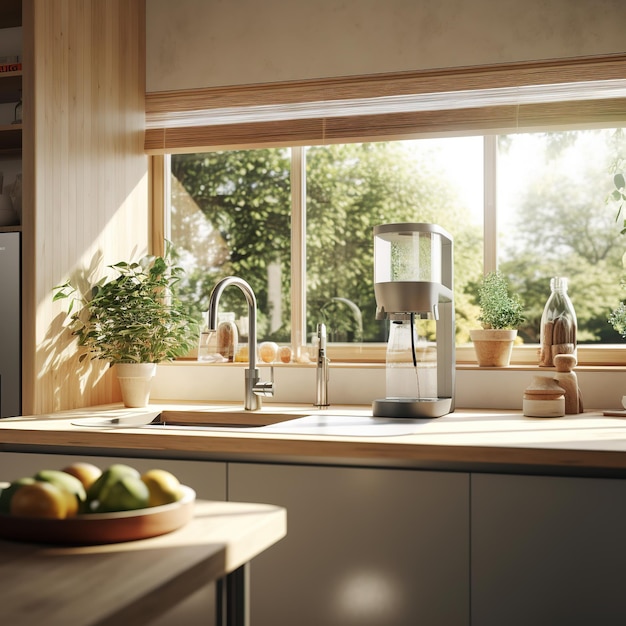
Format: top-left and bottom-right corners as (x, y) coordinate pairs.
(472, 473), (626, 626)
(229, 463), (469, 626)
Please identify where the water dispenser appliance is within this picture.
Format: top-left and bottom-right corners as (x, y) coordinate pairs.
(372, 223), (455, 418)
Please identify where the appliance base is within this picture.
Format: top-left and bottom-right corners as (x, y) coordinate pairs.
(372, 397), (452, 419)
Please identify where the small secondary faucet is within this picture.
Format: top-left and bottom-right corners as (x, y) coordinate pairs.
(207, 276), (273, 410)
(315, 323), (330, 407)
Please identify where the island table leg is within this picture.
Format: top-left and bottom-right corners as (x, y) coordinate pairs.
(216, 563), (250, 626)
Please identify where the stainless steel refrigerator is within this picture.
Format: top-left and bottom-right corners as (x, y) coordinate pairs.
(0, 232), (20, 417)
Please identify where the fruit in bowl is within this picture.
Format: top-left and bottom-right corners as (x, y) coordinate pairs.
(62, 462), (102, 489)
(10, 482), (72, 519)
(0, 463), (186, 519)
(0, 477), (36, 514)
(85, 463), (144, 513)
(141, 469), (183, 507)
(35, 469), (87, 515)
(0, 463), (195, 545)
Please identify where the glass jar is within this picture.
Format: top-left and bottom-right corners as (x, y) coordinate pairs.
(539, 277), (577, 367)
(197, 312), (217, 362)
(216, 312), (238, 362)
(385, 318), (437, 399)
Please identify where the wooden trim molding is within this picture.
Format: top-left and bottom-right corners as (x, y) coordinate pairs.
(145, 54), (626, 152)
(150, 154), (166, 256)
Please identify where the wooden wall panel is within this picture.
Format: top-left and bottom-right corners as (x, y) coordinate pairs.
(23, 0), (147, 414)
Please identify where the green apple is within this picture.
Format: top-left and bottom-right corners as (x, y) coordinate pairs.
(86, 464), (140, 506)
(95, 475), (150, 513)
(85, 464), (143, 513)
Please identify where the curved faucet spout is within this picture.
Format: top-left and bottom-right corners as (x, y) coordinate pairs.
(208, 276), (271, 410)
(208, 276), (257, 372)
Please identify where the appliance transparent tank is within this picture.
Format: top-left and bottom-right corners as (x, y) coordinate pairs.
(385, 319), (437, 399)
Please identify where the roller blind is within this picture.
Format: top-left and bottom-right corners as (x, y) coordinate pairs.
(145, 54), (626, 153)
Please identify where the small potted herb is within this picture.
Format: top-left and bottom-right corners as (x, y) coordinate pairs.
(54, 244), (199, 407)
(469, 270), (524, 367)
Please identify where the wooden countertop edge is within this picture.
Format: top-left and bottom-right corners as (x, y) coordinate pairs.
(2, 422), (626, 474)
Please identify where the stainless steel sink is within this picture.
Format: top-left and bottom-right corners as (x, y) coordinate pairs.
(157, 407), (309, 429)
(73, 407), (429, 437)
(151, 409), (428, 437)
(72, 407), (308, 429)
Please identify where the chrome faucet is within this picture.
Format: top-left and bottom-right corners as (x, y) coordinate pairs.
(207, 276), (273, 410)
(314, 323), (330, 407)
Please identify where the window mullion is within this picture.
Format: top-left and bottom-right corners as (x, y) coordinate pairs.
(484, 134), (497, 272)
(290, 146), (307, 359)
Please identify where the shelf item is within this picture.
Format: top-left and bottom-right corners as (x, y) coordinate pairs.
(0, 62), (21, 73)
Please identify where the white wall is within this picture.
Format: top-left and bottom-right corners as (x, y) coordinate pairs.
(152, 363), (625, 412)
(146, 0), (626, 92)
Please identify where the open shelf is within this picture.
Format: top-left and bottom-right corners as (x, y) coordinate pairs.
(0, 124), (22, 154)
(0, 0), (21, 29)
(0, 72), (22, 104)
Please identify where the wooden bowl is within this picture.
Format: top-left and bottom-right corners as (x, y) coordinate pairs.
(0, 484), (195, 545)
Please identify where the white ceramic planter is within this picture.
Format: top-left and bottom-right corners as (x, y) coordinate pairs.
(115, 363), (157, 408)
(469, 329), (517, 367)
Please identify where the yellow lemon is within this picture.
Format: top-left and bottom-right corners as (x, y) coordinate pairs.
(141, 469), (182, 507)
(10, 481), (69, 519)
(0, 477), (36, 514)
(35, 469), (86, 515)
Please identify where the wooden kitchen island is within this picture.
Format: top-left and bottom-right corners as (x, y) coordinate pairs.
(2, 403), (626, 626)
(0, 498), (286, 626)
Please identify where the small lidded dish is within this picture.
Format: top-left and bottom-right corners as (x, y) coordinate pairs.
(523, 375), (565, 418)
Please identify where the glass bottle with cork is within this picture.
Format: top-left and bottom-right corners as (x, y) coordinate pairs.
(539, 276), (577, 367)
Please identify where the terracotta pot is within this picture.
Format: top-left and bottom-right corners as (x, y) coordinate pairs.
(469, 329), (517, 367)
(115, 363), (157, 408)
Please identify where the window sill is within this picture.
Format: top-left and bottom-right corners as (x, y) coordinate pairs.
(322, 343), (626, 367)
(180, 342), (626, 368)
(154, 359), (625, 410)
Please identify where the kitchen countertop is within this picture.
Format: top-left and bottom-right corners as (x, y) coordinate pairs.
(2, 403), (626, 477)
(1, 498), (286, 626)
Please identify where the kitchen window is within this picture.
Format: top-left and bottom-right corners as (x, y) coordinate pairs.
(146, 55), (626, 365)
(165, 128), (626, 365)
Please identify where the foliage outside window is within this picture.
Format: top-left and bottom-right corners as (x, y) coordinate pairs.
(170, 150), (292, 341)
(497, 130), (626, 345)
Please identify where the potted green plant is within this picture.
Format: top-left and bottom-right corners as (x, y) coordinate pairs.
(609, 298), (626, 337)
(53, 245), (199, 407)
(608, 171), (626, 341)
(469, 270), (525, 367)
